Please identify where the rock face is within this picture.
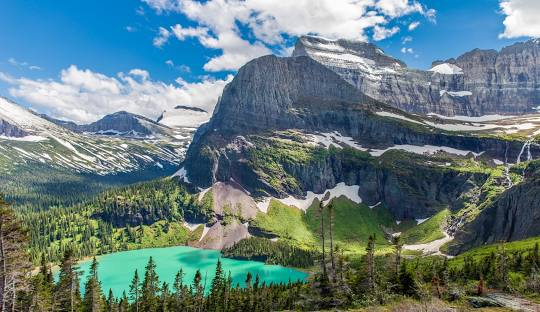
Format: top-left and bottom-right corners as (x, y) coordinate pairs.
(43, 111), (171, 137)
(448, 169), (540, 254)
(293, 36), (540, 116)
(78, 111), (169, 136)
(181, 53), (539, 222)
(0, 119), (27, 137)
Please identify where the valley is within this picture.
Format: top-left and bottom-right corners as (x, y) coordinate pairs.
(3, 32), (540, 311)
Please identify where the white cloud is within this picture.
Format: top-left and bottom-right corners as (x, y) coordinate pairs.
(401, 35), (413, 44)
(499, 0), (540, 38)
(153, 27), (171, 47)
(144, 0), (434, 71)
(0, 66), (232, 124)
(408, 21), (420, 31)
(400, 47), (414, 54)
(373, 25), (400, 41)
(7, 57), (41, 70)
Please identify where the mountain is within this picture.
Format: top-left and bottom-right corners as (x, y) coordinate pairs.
(0, 97), (193, 208)
(42, 110), (174, 138)
(157, 105), (211, 128)
(293, 35), (540, 116)
(174, 46), (540, 252)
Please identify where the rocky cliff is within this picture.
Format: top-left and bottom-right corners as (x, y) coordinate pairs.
(181, 53), (539, 223)
(293, 36), (540, 116)
(448, 164), (540, 254)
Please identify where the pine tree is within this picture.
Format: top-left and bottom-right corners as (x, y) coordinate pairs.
(55, 249), (82, 312)
(0, 197), (32, 311)
(366, 234), (376, 292)
(129, 269), (141, 312)
(328, 202), (336, 280)
(392, 235), (402, 280)
(83, 257), (103, 312)
(141, 256), (160, 311)
(209, 259), (225, 311)
(192, 270), (204, 312)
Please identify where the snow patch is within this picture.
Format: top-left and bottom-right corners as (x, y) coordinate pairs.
(198, 187), (212, 202)
(375, 111), (424, 125)
(416, 218), (430, 225)
(369, 144), (483, 157)
(0, 135), (48, 142)
(256, 182), (362, 212)
(403, 231), (454, 256)
(369, 202), (381, 209)
(429, 63), (463, 75)
(440, 90), (472, 97)
(428, 114), (515, 122)
(183, 222), (204, 232)
(172, 167), (190, 183)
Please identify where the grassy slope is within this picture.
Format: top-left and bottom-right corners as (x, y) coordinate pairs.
(253, 196), (396, 254)
(448, 236), (540, 267)
(400, 209), (450, 244)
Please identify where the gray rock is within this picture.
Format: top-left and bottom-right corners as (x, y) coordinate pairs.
(293, 35), (540, 116)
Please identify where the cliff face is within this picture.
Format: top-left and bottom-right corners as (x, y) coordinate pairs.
(448, 167), (540, 254)
(0, 119), (27, 137)
(293, 36), (540, 116)
(181, 52), (540, 223)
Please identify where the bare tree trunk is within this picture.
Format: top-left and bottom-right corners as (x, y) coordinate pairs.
(328, 204), (336, 281)
(319, 201), (327, 279)
(0, 225), (7, 312)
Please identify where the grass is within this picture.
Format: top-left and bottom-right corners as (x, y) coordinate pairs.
(252, 200), (316, 248)
(253, 196), (396, 255)
(400, 209), (450, 244)
(449, 236), (540, 267)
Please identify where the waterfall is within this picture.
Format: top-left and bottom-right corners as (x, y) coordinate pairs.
(517, 138), (534, 164)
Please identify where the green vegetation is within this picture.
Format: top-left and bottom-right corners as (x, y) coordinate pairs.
(19, 178), (211, 264)
(252, 199), (316, 247)
(401, 209), (450, 244)
(222, 237), (317, 268)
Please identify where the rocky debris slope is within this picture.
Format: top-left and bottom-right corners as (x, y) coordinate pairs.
(293, 36), (540, 116)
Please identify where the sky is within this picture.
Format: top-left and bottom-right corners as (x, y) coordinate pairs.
(0, 0), (539, 124)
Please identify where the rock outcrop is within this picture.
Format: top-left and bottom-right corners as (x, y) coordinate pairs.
(293, 36), (540, 116)
(448, 167), (540, 254)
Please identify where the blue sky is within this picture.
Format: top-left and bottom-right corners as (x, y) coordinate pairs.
(0, 0), (537, 123)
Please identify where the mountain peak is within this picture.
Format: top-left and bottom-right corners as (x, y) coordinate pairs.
(292, 35), (406, 69)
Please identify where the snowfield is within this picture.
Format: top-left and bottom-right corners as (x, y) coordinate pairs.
(256, 182), (362, 212)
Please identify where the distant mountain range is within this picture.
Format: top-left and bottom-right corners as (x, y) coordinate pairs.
(293, 36), (540, 116)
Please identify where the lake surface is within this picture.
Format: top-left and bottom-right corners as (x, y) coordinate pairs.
(76, 246), (308, 296)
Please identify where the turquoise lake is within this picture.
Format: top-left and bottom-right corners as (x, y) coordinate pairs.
(75, 246), (308, 297)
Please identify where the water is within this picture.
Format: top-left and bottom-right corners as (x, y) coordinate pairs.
(74, 246), (308, 297)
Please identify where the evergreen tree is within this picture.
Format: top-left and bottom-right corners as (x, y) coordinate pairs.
(55, 249), (82, 312)
(398, 261), (417, 297)
(129, 269), (141, 312)
(0, 197), (32, 311)
(208, 259), (225, 312)
(83, 257), (103, 312)
(141, 256), (160, 311)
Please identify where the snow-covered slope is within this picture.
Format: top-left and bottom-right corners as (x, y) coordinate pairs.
(0, 97), (193, 176)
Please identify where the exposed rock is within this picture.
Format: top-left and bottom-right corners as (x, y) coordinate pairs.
(293, 35), (540, 116)
(448, 168), (540, 254)
(210, 181), (259, 220)
(196, 220), (250, 250)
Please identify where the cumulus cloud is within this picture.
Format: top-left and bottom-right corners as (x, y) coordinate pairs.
(499, 0), (540, 38)
(408, 21), (420, 31)
(373, 25), (400, 41)
(143, 0), (435, 71)
(153, 27), (171, 47)
(0, 66), (232, 124)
